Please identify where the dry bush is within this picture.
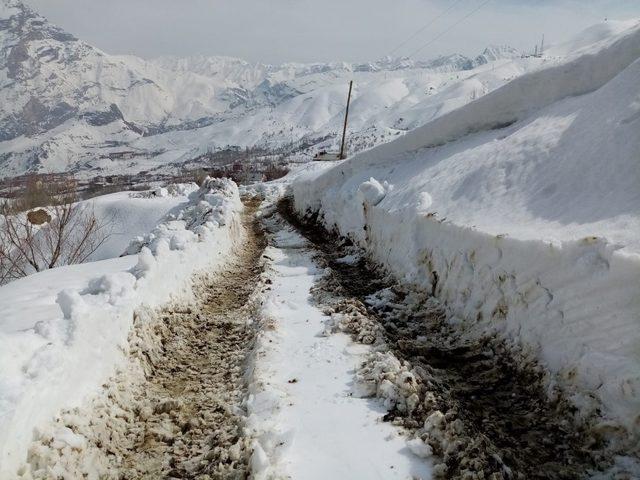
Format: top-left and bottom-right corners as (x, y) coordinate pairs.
(0, 190), (113, 284)
(6, 174), (77, 213)
(264, 165), (290, 181)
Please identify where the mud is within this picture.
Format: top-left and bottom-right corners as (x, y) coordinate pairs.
(22, 198), (266, 480)
(277, 197), (612, 480)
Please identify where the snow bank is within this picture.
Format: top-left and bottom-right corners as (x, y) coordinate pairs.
(0, 178), (242, 477)
(292, 23), (640, 442)
(548, 20), (640, 57)
(343, 21), (640, 169)
(89, 183), (199, 261)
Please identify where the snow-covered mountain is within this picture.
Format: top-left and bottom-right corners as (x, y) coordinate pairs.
(0, 0), (544, 178)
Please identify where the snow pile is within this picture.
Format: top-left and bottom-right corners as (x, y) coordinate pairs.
(88, 184), (198, 261)
(129, 183), (199, 199)
(0, 177), (242, 477)
(354, 352), (421, 415)
(292, 22), (640, 442)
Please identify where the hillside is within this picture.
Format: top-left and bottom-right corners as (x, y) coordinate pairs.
(0, 0), (550, 179)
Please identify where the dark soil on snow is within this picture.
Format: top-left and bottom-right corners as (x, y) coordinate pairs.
(27, 198), (268, 480)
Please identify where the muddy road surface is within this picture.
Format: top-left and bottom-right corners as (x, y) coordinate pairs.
(111, 198), (266, 479)
(25, 198), (267, 480)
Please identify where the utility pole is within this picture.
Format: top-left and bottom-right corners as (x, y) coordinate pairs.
(339, 80), (353, 160)
(540, 34), (545, 57)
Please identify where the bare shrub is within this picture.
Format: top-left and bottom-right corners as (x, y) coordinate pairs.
(264, 165), (290, 181)
(6, 174), (77, 213)
(0, 196), (113, 284)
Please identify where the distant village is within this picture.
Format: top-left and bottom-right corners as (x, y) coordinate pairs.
(0, 146), (296, 201)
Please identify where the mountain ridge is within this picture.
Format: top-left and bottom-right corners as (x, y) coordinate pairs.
(0, 0), (551, 178)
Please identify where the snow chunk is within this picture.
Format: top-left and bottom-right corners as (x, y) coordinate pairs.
(407, 437), (433, 458)
(57, 290), (86, 320)
(83, 272), (137, 305)
(417, 192), (433, 212)
(357, 177), (387, 206)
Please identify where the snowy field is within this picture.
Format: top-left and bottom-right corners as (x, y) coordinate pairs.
(0, 179), (242, 476)
(293, 20), (640, 444)
(88, 184), (199, 261)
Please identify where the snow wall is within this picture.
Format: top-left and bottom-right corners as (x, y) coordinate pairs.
(292, 24), (640, 441)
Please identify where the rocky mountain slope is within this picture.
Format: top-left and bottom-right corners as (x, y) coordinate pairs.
(0, 0), (544, 178)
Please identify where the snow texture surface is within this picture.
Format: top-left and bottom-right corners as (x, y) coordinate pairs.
(246, 219), (432, 479)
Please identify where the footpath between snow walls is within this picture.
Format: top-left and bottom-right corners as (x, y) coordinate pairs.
(292, 26), (640, 444)
(0, 178), (243, 477)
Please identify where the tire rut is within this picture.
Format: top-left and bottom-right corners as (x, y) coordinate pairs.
(117, 197), (267, 479)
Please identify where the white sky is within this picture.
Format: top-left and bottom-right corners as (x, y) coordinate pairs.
(24, 0), (640, 63)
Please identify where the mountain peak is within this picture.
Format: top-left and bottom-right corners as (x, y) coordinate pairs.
(474, 45), (520, 65)
(0, 0), (77, 43)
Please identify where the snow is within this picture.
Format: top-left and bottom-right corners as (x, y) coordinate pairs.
(547, 19), (640, 57)
(0, 178), (243, 477)
(1, 6), (639, 475)
(246, 223), (432, 479)
(357, 177), (388, 207)
(292, 22), (640, 442)
(88, 185), (198, 261)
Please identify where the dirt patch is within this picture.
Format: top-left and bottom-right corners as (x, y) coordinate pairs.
(277, 196), (615, 480)
(26, 208), (51, 225)
(21, 198), (266, 480)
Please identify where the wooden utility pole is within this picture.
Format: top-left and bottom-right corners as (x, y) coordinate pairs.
(339, 80), (353, 160)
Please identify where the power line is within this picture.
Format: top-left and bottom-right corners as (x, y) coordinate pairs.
(386, 0), (467, 58)
(408, 0), (493, 59)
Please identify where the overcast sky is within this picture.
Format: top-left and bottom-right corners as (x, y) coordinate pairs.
(24, 0), (640, 63)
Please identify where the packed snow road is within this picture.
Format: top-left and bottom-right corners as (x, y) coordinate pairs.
(246, 204), (433, 479)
